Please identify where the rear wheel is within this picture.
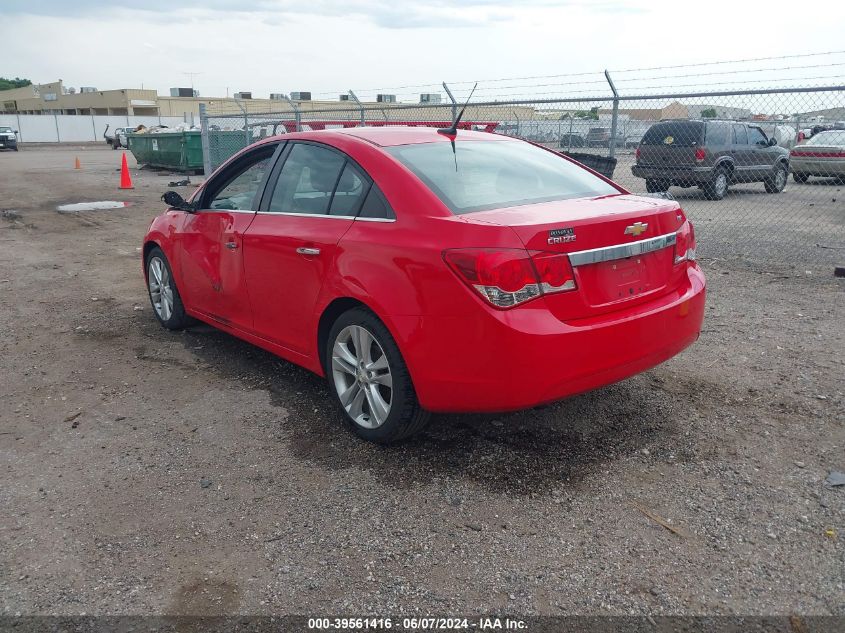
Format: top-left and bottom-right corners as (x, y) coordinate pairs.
(703, 168), (729, 200)
(145, 247), (192, 330)
(765, 163), (788, 193)
(326, 307), (430, 444)
(793, 173), (809, 184)
(645, 179), (669, 193)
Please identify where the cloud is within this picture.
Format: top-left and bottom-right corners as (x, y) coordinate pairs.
(1, 0), (646, 28)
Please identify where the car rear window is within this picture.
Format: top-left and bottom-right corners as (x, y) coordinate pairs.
(641, 122), (703, 147)
(386, 140), (618, 215)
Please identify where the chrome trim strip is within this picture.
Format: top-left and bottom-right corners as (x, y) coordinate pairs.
(568, 232), (677, 267)
(354, 217), (396, 223)
(257, 211), (357, 219)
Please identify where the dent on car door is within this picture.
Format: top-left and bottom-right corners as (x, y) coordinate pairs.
(242, 142), (372, 355)
(178, 143), (280, 329)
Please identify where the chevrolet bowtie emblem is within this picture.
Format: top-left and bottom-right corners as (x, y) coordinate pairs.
(624, 222), (648, 237)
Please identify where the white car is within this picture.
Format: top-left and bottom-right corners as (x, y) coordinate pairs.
(790, 130), (845, 184)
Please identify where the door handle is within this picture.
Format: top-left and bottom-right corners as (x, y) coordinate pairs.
(224, 241), (239, 250)
(296, 247), (321, 256)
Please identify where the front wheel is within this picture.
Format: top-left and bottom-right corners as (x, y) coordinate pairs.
(765, 164), (788, 193)
(145, 247), (192, 330)
(326, 308), (430, 444)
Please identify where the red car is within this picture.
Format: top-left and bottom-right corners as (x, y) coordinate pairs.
(143, 127), (705, 443)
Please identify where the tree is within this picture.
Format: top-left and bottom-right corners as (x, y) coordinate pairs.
(0, 77), (32, 92)
(701, 108), (718, 118)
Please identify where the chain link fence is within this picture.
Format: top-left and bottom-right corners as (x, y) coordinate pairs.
(200, 85), (845, 268)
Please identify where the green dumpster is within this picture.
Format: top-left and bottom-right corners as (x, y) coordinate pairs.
(127, 131), (204, 173)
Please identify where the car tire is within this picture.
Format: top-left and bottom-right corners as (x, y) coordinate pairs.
(793, 173), (809, 184)
(765, 163), (788, 193)
(325, 307), (430, 444)
(703, 167), (729, 200)
(645, 179), (669, 193)
(145, 246), (192, 330)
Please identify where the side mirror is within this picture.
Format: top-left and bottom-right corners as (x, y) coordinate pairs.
(14, 130), (18, 135)
(768, 137), (778, 146)
(161, 191), (195, 212)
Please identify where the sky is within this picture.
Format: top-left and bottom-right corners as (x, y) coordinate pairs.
(3, 0), (845, 102)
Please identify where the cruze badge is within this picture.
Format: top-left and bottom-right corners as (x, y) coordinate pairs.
(624, 222), (648, 237)
(548, 227), (576, 244)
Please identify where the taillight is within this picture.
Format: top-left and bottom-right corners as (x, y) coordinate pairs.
(635, 147), (641, 161)
(694, 147), (706, 163)
(674, 221), (696, 264)
(443, 248), (576, 309)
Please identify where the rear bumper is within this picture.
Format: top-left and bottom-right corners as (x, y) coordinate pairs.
(632, 164), (710, 184)
(394, 265), (706, 413)
(790, 158), (845, 177)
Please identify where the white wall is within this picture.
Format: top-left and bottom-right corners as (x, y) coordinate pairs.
(0, 113), (190, 143)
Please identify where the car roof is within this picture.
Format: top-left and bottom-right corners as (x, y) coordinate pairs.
(275, 126), (516, 148)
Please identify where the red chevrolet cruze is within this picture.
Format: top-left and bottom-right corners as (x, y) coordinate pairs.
(143, 127), (705, 442)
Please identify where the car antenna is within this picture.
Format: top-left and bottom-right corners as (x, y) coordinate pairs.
(437, 83), (478, 171)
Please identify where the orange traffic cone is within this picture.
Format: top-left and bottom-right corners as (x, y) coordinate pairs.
(74, 156), (81, 169)
(119, 152), (133, 189)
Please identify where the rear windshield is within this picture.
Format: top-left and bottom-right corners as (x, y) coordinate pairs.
(806, 130), (845, 146)
(386, 140), (619, 215)
(642, 122), (703, 147)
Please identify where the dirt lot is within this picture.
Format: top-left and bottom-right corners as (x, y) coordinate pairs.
(1, 145), (843, 616)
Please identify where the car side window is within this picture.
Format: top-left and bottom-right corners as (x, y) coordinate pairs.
(269, 143), (345, 215)
(732, 125), (748, 145)
(329, 163), (368, 216)
(704, 122), (729, 146)
(748, 127), (767, 146)
(358, 184), (395, 220)
(205, 146), (276, 211)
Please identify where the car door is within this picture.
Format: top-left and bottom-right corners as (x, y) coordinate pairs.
(242, 142), (370, 354)
(731, 124), (753, 182)
(177, 142), (281, 331)
(747, 126), (772, 180)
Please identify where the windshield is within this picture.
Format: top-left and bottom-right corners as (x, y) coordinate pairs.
(806, 130), (845, 146)
(642, 122), (703, 147)
(0, 127), (12, 133)
(387, 139), (618, 215)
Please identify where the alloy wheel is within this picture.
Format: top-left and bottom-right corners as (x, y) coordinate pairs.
(775, 169), (787, 190)
(715, 173), (727, 197)
(148, 256), (174, 321)
(331, 325), (393, 429)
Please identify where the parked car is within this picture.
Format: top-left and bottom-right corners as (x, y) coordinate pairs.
(790, 130), (845, 184)
(0, 126), (19, 151)
(584, 127), (626, 148)
(631, 120), (790, 200)
(144, 127), (705, 443)
(112, 126), (137, 149)
(558, 133), (585, 149)
(624, 133), (644, 149)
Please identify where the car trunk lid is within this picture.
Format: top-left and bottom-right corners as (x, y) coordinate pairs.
(466, 194), (689, 319)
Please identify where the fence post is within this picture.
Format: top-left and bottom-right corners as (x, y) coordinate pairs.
(281, 96), (301, 131)
(54, 113), (61, 143)
(604, 70), (619, 159)
(90, 113), (97, 142)
(233, 97), (250, 149)
(443, 82), (458, 125)
(16, 113), (22, 143)
(348, 90), (365, 126)
(199, 103), (212, 177)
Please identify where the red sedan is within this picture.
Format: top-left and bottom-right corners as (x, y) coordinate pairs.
(143, 127), (705, 443)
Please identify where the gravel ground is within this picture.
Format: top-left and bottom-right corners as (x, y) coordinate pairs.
(0, 145), (843, 617)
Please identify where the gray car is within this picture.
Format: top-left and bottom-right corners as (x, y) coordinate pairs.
(631, 120), (790, 200)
